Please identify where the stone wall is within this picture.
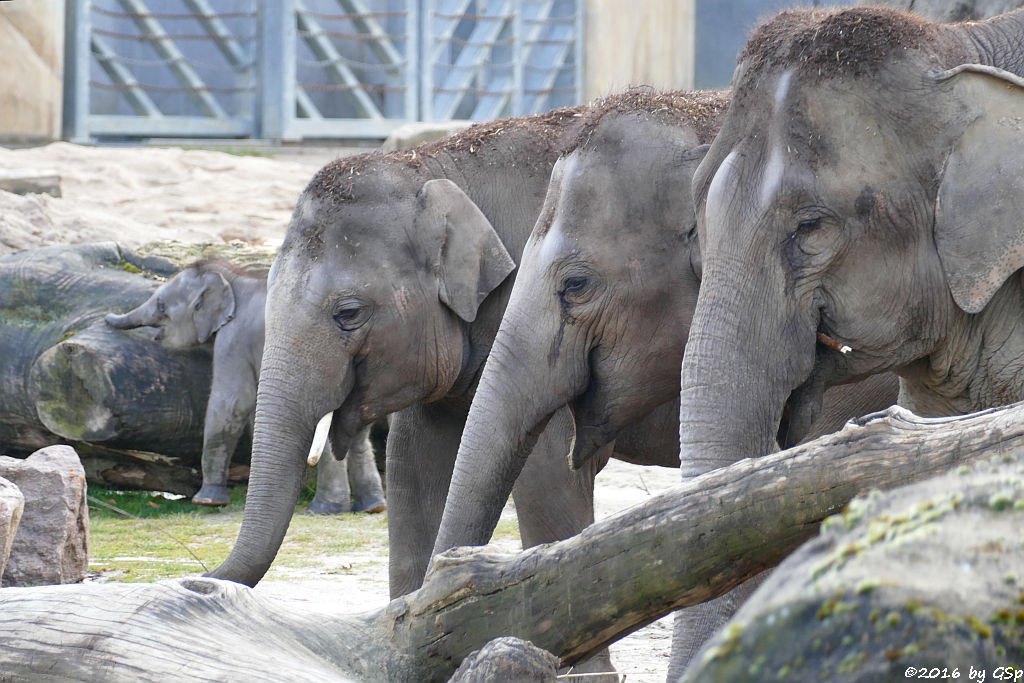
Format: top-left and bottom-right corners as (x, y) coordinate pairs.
(0, 1), (65, 143)
(584, 0), (696, 100)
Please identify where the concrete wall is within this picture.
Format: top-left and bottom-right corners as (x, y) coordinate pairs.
(584, 0), (695, 101)
(0, 1), (65, 142)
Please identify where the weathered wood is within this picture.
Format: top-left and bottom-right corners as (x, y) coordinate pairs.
(1, 403), (1022, 681)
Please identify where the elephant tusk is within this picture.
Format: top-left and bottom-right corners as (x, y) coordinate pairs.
(307, 412), (333, 466)
(817, 332), (852, 355)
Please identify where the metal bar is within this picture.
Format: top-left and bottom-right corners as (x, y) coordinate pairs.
(296, 86), (323, 120)
(511, 1), (523, 117)
(288, 116), (411, 138)
(425, 0), (472, 69)
(433, 0), (514, 121)
(336, 0), (405, 68)
(114, 0), (231, 118)
(182, 0), (252, 70)
(406, 0), (418, 122)
(87, 114), (251, 137)
(522, 1), (574, 113)
(470, 0), (553, 120)
(90, 34), (164, 116)
(574, 0), (583, 108)
(260, 0), (297, 140)
(63, 0), (92, 142)
(294, 0), (383, 119)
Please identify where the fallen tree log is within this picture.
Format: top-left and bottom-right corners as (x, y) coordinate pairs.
(1, 403), (1023, 681)
(0, 242), (275, 493)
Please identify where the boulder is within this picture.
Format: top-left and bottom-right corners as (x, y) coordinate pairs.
(682, 451), (1024, 682)
(448, 637), (560, 682)
(0, 445), (89, 587)
(381, 121), (473, 152)
(0, 477), (24, 580)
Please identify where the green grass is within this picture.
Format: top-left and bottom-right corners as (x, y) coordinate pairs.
(176, 145), (274, 158)
(87, 484), (396, 583)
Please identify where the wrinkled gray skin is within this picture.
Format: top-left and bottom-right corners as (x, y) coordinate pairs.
(432, 103), (900, 675)
(105, 261), (386, 513)
(680, 8), (1024, 476)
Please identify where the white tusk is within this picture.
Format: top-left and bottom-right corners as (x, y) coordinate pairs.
(307, 412), (333, 466)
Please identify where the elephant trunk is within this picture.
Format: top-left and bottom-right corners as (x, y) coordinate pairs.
(432, 318), (576, 556)
(206, 346), (316, 586)
(104, 303), (157, 330)
(678, 260), (815, 476)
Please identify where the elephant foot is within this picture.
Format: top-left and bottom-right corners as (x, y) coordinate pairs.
(307, 497), (352, 515)
(192, 485), (231, 507)
(352, 495), (387, 514)
(560, 648), (617, 682)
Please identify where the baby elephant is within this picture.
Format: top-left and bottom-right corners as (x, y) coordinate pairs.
(105, 258), (386, 513)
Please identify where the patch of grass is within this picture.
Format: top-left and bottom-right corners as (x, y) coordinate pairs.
(88, 485), (390, 583)
(177, 145), (274, 158)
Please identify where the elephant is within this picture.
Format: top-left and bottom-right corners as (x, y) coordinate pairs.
(429, 89), (901, 674)
(105, 258), (386, 514)
(679, 7), (1024, 474)
(207, 105), (654, 677)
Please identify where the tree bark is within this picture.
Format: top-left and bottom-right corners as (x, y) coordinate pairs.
(2, 402), (1023, 681)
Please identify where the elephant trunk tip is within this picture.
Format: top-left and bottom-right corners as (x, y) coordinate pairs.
(104, 312), (131, 329)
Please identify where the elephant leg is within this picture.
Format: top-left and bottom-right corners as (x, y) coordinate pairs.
(193, 395), (251, 507)
(193, 355), (256, 507)
(386, 404), (463, 598)
(511, 408), (616, 681)
(346, 426), (387, 513)
(308, 444), (352, 515)
(665, 572), (767, 681)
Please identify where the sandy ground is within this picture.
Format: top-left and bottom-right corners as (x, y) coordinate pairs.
(2, 142), (681, 681)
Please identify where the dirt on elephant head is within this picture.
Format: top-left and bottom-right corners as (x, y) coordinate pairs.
(303, 105), (587, 206)
(567, 88), (731, 151)
(739, 7), (938, 80)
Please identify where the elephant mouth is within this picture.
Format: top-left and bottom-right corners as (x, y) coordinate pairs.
(776, 323), (853, 449)
(566, 396), (617, 470)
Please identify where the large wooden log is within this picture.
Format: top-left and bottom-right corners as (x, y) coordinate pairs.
(0, 242), (275, 493)
(1, 403), (1023, 681)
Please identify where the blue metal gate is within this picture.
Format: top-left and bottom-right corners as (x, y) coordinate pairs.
(63, 0), (582, 141)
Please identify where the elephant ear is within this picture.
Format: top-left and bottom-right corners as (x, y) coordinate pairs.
(417, 178), (516, 323)
(191, 270), (236, 343)
(933, 64), (1024, 314)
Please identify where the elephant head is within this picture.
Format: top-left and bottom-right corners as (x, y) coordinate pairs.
(679, 7), (1024, 475)
(105, 260), (237, 349)
(433, 91), (728, 552)
(208, 160), (515, 586)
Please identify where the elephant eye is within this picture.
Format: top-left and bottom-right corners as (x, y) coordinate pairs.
(562, 276), (589, 294)
(333, 304), (370, 332)
(156, 299), (166, 316)
(796, 217), (821, 234)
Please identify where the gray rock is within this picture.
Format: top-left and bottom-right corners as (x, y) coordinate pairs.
(381, 121), (473, 152)
(0, 477), (25, 581)
(0, 445), (89, 587)
(682, 450), (1024, 682)
(448, 636), (560, 682)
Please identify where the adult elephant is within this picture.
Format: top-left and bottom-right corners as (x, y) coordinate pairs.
(680, 7), (1024, 473)
(430, 90), (900, 671)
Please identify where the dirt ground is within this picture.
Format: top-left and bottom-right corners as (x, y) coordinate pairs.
(1, 142), (682, 681)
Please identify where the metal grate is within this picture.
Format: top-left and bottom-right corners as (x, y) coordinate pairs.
(64, 0), (582, 141)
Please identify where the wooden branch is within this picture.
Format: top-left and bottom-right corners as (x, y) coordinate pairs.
(2, 402), (1023, 681)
